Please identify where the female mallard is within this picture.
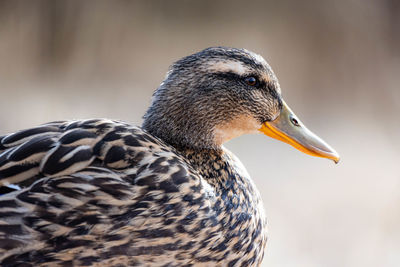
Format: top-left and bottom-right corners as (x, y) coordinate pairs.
(0, 47), (339, 266)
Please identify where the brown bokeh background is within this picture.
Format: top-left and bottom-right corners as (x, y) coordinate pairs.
(0, 1), (399, 266)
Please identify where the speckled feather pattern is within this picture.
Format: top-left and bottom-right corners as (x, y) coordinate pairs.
(0, 119), (267, 266)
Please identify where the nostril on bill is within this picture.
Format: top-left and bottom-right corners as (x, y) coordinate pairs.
(290, 116), (300, 126)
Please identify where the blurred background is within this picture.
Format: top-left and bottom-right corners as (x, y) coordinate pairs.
(0, 0), (399, 266)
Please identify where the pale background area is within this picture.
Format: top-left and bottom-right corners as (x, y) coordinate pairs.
(0, 1), (399, 266)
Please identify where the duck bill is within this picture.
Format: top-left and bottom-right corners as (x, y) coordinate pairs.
(259, 101), (340, 163)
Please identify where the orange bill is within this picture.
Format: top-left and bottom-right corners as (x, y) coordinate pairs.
(259, 101), (340, 163)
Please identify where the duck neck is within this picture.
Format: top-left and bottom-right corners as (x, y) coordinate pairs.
(178, 147), (245, 192)
(179, 147), (225, 176)
(142, 106), (221, 151)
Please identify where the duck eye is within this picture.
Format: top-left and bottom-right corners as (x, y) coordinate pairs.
(245, 76), (257, 86)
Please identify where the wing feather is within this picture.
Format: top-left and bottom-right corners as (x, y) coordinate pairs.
(0, 119), (148, 188)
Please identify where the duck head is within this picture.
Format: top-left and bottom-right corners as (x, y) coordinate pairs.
(143, 47), (339, 163)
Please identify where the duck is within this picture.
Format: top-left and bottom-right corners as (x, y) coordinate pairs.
(0, 47), (339, 267)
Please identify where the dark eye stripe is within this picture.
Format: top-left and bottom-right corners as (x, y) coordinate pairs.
(213, 71), (242, 81)
(213, 72), (273, 91)
(266, 81), (279, 97)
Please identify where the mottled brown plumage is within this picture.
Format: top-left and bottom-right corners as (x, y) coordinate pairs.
(0, 47), (320, 266)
